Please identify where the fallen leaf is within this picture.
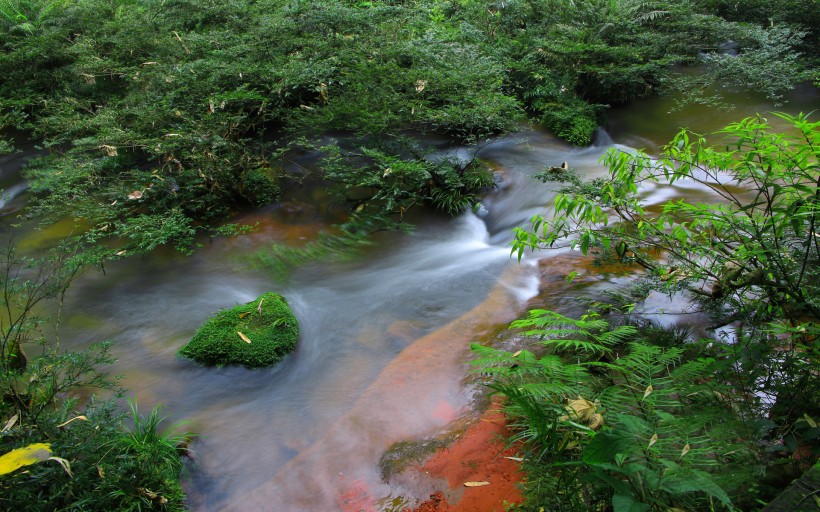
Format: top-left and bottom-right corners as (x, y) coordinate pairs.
(257, 298), (264, 315)
(512, 350), (522, 357)
(237, 332), (251, 344)
(49, 456), (73, 477)
(648, 433), (658, 448)
(56, 416), (88, 429)
(0, 443), (52, 476)
(680, 443), (691, 458)
(128, 190), (143, 200)
(643, 385), (653, 400)
(588, 413), (605, 431)
(464, 481), (490, 487)
(100, 145), (118, 157)
(239, 311), (251, 319)
(2, 414), (18, 432)
(415, 79), (428, 92)
(504, 456), (524, 462)
(565, 397), (596, 423)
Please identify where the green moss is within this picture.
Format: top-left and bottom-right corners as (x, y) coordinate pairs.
(178, 292), (299, 368)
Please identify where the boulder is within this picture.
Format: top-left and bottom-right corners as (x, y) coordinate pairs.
(178, 292), (299, 368)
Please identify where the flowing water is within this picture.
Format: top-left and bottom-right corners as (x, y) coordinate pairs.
(0, 85), (816, 511)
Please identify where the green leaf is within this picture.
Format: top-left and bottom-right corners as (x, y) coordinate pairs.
(660, 470), (732, 506)
(612, 494), (651, 512)
(583, 429), (633, 464)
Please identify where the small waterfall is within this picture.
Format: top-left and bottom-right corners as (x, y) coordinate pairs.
(592, 127), (614, 147)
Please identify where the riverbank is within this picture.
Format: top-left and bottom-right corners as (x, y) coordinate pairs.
(407, 398), (524, 512)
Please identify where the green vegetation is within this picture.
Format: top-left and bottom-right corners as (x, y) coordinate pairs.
(479, 114), (820, 510)
(1, 1), (814, 259)
(178, 292), (299, 368)
(0, 244), (187, 511)
(473, 315), (750, 511)
(1, 2), (818, 510)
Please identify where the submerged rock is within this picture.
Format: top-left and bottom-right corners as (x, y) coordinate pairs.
(178, 292), (299, 368)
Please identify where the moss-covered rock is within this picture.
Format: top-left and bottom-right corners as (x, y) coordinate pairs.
(178, 292), (299, 368)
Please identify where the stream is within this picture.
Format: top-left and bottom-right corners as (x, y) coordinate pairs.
(0, 85), (817, 511)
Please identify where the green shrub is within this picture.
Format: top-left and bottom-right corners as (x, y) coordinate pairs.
(0, 244), (187, 511)
(541, 100), (601, 147)
(240, 167), (280, 208)
(178, 292), (299, 368)
(473, 312), (758, 512)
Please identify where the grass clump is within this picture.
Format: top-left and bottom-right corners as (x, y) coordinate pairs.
(178, 292), (299, 368)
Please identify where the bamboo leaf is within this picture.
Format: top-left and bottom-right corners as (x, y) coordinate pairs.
(56, 416), (88, 429)
(2, 414), (18, 433)
(49, 456), (73, 478)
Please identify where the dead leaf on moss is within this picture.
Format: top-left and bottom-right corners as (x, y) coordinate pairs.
(239, 311), (251, 319)
(237, 332), (252, 344)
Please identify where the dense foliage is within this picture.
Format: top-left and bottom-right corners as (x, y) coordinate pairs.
(481, 114), (820, 510)
(178, 292), (299, 368)
(1, 0), (814, 258)
(473, 314), (754, 511)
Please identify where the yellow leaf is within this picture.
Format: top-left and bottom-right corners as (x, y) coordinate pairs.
(238, 311), (251, 319)
(0, 443), (52, 476)
(648, 433), (658, 448)
(464, 481), (490, 487)
(56, 416), (88, 429)
(643, 385), (653, 400)
(680, 444), (691, 458)
(512, 350), (522, 357)
(565, 397), (596, 423)
(237, 332), (252, 344)
(589, 413), (605, 431)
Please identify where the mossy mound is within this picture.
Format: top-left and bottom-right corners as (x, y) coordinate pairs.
(178, 292), (299, 368)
